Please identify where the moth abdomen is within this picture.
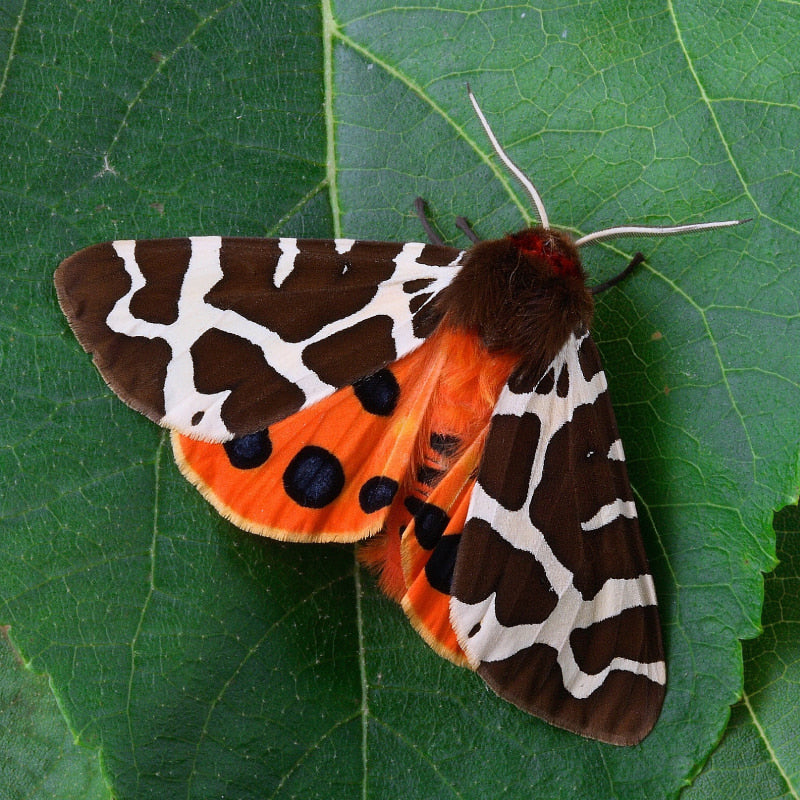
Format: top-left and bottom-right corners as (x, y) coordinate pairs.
(435, 226), (593, 376)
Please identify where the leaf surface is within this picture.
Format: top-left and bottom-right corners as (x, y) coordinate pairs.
(0, 630), (109, 800)
(1, 1), (798, 798)
(684, 503), (800, 800)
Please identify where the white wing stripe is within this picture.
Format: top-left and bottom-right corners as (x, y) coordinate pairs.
(451, 573), (665, 698)
(106, 237), (461, 439)
(274, 238), (299, 288)
(580, 499), (637, 531)
(607, 438), (625, 461)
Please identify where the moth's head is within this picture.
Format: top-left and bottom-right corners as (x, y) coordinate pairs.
(507, 226), (583, 281)
(436, 229), (594, 375)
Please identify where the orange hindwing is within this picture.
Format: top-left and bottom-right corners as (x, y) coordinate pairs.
(174, 325), (516, 664)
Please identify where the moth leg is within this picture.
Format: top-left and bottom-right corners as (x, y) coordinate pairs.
(413, 197), (482, 246)
(413, 197), (445, 245)
(454, 216), (480, 243)
(590, 251), (645, 295)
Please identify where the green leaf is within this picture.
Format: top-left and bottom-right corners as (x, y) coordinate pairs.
(683, 503), (800, 800)
(0, 629), (109, 800)
(1, 1), (798, 798)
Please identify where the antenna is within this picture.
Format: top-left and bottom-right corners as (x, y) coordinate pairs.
(468, 86), (550, 229)
(467, 86), (750, 247)
(575, 219), (750, 248)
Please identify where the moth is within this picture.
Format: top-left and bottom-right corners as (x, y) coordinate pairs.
(55, 89), (746, 746)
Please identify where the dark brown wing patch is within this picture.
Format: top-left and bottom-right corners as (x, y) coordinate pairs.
(55, 236), (462, 441)
(450, 332), (665, 745)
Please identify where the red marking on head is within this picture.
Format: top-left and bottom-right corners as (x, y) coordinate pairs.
(508, 229), (581, 278)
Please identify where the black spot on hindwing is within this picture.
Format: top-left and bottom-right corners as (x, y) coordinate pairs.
(283, 446), (345, 508)
(425, 533), (462, 595)
(224, 430), (272, 470)
(404, 496), (449, 549)
(353, 369), (400, 415)
(359, 476), (399, 513)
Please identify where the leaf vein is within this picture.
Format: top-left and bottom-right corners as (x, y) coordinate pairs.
(0, 0), (26, 104)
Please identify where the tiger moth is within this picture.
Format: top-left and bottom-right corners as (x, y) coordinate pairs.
(54, 89), (747, 746)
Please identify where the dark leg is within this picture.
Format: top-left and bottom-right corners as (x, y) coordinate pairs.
(413, 198), (482, 246)
(413, 198), (444, 245)
(591, 252), (645, 295)
(455, 216), (480, 243)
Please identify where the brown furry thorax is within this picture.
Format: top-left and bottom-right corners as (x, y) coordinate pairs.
(435, 226), (595, 377)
